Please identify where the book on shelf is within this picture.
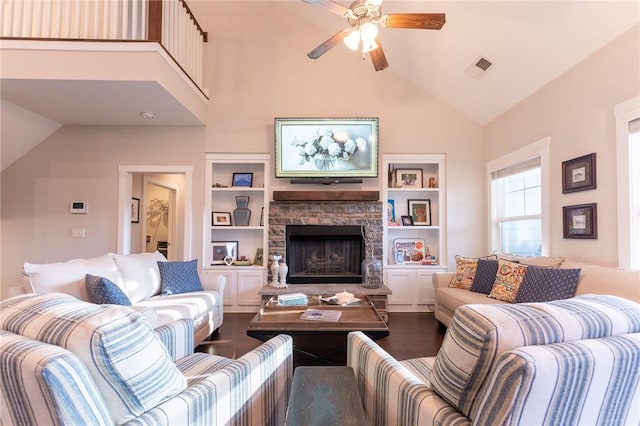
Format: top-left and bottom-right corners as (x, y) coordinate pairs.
(300, 309), (342, 322)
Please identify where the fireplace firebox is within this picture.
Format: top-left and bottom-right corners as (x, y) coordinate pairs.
(285, 225), (364, 284)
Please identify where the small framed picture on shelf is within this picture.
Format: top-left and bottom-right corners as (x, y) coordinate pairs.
(401, 215), (414, 226)
(232, 172), (253, 187)
(395, 169), (423, 188)
(408, 199), (431, 225)
(254, 248), (264, 266)
(212, 212), (232, 226)
(563, 203), (597, 239)
(212, 241), (238, 265)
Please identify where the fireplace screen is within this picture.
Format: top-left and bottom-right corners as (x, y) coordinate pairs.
(286, 225), (364, 284)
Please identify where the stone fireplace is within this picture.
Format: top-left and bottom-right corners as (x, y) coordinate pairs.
(268, 198), (383, 284)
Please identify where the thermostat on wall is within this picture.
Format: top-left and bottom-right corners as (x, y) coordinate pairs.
(70, 201), (87, 214)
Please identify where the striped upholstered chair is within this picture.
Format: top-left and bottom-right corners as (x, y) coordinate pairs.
(347, 294), (640, 426)
(0, 293), (293, 426)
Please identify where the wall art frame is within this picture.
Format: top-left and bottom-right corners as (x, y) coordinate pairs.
(232, 172), (253, 187)
(212, 211), (232, 226)
(395, 169), (423, 188)
(563, 203), (597, 239)
(212, 241), (238, 264)
(408, 199), (431, 225)
(562, 153), (596, 193)
(274, 117), (379, 178)
(131, 197), (140, 223)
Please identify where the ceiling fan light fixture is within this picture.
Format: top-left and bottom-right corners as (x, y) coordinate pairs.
(360, 22), (378, 42)
(344, 29), (361, 50)
(365, 0), (383, 8)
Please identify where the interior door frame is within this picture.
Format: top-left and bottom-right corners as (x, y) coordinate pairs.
(117, 165), (193, 259)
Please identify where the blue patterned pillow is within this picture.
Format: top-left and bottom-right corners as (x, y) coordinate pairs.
(86, 274), (132, 305)
(469, 259), (499, 294)
(514, 266), (581, 303)
(158, 259), (203, 295)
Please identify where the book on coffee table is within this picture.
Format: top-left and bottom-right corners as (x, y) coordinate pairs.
(300, 309), (342, 322)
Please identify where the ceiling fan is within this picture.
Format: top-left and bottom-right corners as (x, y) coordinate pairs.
(303, 0), (445, 71)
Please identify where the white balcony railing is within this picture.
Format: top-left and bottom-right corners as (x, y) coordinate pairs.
(0, 0), (206, 91)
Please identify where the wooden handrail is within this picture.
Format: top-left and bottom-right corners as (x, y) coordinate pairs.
(179, 0), (208, 42)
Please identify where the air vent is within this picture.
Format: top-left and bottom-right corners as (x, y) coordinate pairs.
(465, 56), (494, 80)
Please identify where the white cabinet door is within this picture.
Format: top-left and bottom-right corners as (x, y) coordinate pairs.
(417, 270), (436, 305)
(202, 270), (236, 306)
(386, 269), (414, 306)
(237, 269), (264, 306)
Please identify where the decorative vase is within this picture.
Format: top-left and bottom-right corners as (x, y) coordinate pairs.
(361, 254), (382, 289)
(313, 153), (335, 171)
(278, 260), (289, 288)
(233, 196), (251, 226)
(270, 255), (282, 288)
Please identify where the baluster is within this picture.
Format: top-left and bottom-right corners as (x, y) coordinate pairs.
(120, 0), (128, 39)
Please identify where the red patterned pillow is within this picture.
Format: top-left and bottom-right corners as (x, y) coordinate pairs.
(449, 255), (497, 290)
(488, 259), (528, 302)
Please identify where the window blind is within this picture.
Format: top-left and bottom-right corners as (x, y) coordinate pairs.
(629, 117), (640, 134)
(491, 157), (541, 180)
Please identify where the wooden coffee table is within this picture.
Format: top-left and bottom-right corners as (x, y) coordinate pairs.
(247, 295), (389, 366)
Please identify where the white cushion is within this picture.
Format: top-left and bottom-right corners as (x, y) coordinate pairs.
(23, 254), (123, 302)
(112, 251), (167, 303)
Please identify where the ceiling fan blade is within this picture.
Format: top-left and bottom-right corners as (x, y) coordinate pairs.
(369, 38), (388, 71)
(302, 0), (349, 17)
(307, 28), (354, 59)
(383, 13), (446, 30)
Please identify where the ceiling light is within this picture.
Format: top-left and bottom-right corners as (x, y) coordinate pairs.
(360, 22), (378, 43)
(366, 0), (383, 7)
(344, 29), (361, 51)
(141, 111), (156, 119)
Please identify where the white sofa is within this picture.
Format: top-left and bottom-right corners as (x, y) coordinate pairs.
(0, 293), (292, 426)
(20, 251), (225, 346)
(433, 255), (640, 326)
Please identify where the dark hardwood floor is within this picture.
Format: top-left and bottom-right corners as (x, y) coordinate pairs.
(197, 312), (446, 361)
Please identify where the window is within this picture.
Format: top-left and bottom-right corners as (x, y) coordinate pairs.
(615, 97), (640, 269)
(487, 138), (550, 256)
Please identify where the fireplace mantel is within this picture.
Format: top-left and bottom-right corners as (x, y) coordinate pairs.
(273, 191), (379, 201)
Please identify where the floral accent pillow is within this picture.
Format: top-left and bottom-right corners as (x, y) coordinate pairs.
(488, 259), (528, 302)
(449, 255), (497, 290)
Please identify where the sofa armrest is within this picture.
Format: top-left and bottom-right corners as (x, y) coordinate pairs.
(347, 331), (469, 426)
(474, 333), (640, 425)
(433, 272), (454, 290)
(128, 334), (293, 426)
(154, 319), (195, 361)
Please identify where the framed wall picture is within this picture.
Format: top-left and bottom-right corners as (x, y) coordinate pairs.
(212, 211), (232, 226)
(395, 169), (423, 188)
(212, 241), (238, 264)
(562, 153), (596, 193)
(232, 172), (253, 187)
(408, 199), (431, 225)
(131, 197), (140, 223)
(563, 203), (597, 239)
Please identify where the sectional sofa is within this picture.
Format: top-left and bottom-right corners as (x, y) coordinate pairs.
(0, 293), (292, 425)
(433, 254), (640, 326)
(347, 294), (640, 425)
(20, 251), (225, 346)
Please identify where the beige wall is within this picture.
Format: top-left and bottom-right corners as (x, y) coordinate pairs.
(485, 25), (640, 266)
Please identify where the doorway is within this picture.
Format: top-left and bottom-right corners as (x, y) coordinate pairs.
(117, 165), (193, 260)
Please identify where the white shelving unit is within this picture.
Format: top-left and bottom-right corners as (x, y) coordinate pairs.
(202, 153), (269, 312)
(382, 153), (447, 312)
